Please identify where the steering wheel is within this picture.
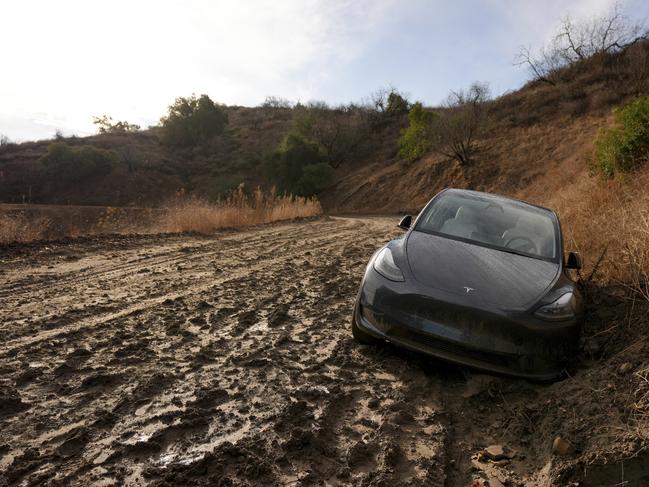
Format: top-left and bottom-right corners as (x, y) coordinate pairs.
(505, 236), (538, 254)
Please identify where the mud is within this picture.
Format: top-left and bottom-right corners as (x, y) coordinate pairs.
(1, 217), (647, 486)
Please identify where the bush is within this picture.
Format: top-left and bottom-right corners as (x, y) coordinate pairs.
(159, 94), (228, 147)
(293, 102), (370, 166)
(41, 142), (116, 182)
(92, 115), (140, 134)
(593, 96), (649, 177)
(297, 162), (335, 196)
(265, 134), (334, 196)
(386, 91), (410, 115)
(398, 102), (436, 161)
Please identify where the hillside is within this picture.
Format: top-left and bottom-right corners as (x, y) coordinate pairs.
(1, 42), (647, 216)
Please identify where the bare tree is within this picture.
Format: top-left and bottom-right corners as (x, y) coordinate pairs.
(515, 3), (648, 84)
(431, 82), (490, 165)
(623, 42), (649, 95)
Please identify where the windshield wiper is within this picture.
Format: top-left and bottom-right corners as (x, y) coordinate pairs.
(495, 246), (542, 260)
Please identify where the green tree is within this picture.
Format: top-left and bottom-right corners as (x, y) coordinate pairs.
(387, 91), (410, 115)
(398, 102), (436, 161)
(593, 95), (649, 176)
(265, 134), (334, 196)
(159, 94), (228, 147)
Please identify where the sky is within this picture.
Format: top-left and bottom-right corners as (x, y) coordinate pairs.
(2, 0), (649, 141)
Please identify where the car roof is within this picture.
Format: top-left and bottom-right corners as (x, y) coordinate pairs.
(440, 188), (556, 215)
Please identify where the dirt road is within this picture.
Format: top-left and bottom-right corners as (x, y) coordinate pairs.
(1, 216), (635, 486)
(0, 216), (454, 485)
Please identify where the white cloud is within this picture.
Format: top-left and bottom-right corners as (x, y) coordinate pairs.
(1, 0), (645, 140)
(0, 0), (399, 140)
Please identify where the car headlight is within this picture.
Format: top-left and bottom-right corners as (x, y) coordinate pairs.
(534, 292), (577, 321)
(373, 247), (404, 282)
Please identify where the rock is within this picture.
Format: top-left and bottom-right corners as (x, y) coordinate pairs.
(488, 478), (505, 487)
(484, 444), (507, 461)
(618, 362), (634, 374)
(552, 436), (575, 456)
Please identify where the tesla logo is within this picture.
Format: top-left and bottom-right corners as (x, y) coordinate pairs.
(463, 286), (475, 293)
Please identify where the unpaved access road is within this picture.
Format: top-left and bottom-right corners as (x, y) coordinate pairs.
(0, 217), (561, 486)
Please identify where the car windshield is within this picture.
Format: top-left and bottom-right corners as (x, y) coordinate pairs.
(415, 191), (558, 260)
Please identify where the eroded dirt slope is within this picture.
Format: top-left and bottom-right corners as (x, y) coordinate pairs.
(1, 217), (646, 487)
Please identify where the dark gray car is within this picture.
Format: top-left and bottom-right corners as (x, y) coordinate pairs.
(352, 188), (584, 380)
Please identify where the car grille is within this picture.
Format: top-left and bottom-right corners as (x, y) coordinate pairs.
(386, 326), (516, 369)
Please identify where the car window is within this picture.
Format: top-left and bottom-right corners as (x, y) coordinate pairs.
(416, 191), (558, 260)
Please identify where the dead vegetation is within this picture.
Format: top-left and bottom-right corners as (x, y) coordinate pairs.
(0, 212), (52, 243)
(154, 187), (321, 234)
(546, 168), (649, 301)
(0, 188), (321, 243)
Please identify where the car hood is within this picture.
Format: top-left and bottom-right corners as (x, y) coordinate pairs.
(405, 231), (559, 311)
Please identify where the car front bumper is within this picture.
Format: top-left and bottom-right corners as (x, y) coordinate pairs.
(355, 269), (581, 381)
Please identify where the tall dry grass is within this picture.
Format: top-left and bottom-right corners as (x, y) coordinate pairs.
(549, 168), (649, 301)
(154, 187), (322, 233)
(0, 188), (322, 244)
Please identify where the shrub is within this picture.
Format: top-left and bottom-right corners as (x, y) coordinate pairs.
(159, 94), (228, 147)
(41, 142), (117, 182)
(398, 102), (436, 161)
(297, 162), (335, 196)
(93, 115), (140, 134)
(293, 102), (370, 166)
(265, 134), (334, 196)
(593, 95), (649, 177)
(386, 91), (410, 115)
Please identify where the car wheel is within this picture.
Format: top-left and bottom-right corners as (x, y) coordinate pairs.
(351, 303), (381, 345)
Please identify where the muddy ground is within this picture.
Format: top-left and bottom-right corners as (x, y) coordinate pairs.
(1, 216), (648, 486)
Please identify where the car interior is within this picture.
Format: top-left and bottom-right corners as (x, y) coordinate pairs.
(419, 194), (557, 259)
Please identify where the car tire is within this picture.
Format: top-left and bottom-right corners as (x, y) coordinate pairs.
(351, 303), (381, 345)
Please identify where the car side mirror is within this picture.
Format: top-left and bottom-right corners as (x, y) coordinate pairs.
(565, 251), (582, 270)
(398, 215), (412, 230)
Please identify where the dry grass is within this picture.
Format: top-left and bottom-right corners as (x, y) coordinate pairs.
(154, 187), (322, 233)
(0, 213), (52, 243)
(0, 188), (322, 244)
(546, 169), (649, 300)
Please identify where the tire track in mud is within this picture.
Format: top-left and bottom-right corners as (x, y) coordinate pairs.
(0, 218), (345, 301)
(0, 219), (360, 343)
(0, 216), (467, 486)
